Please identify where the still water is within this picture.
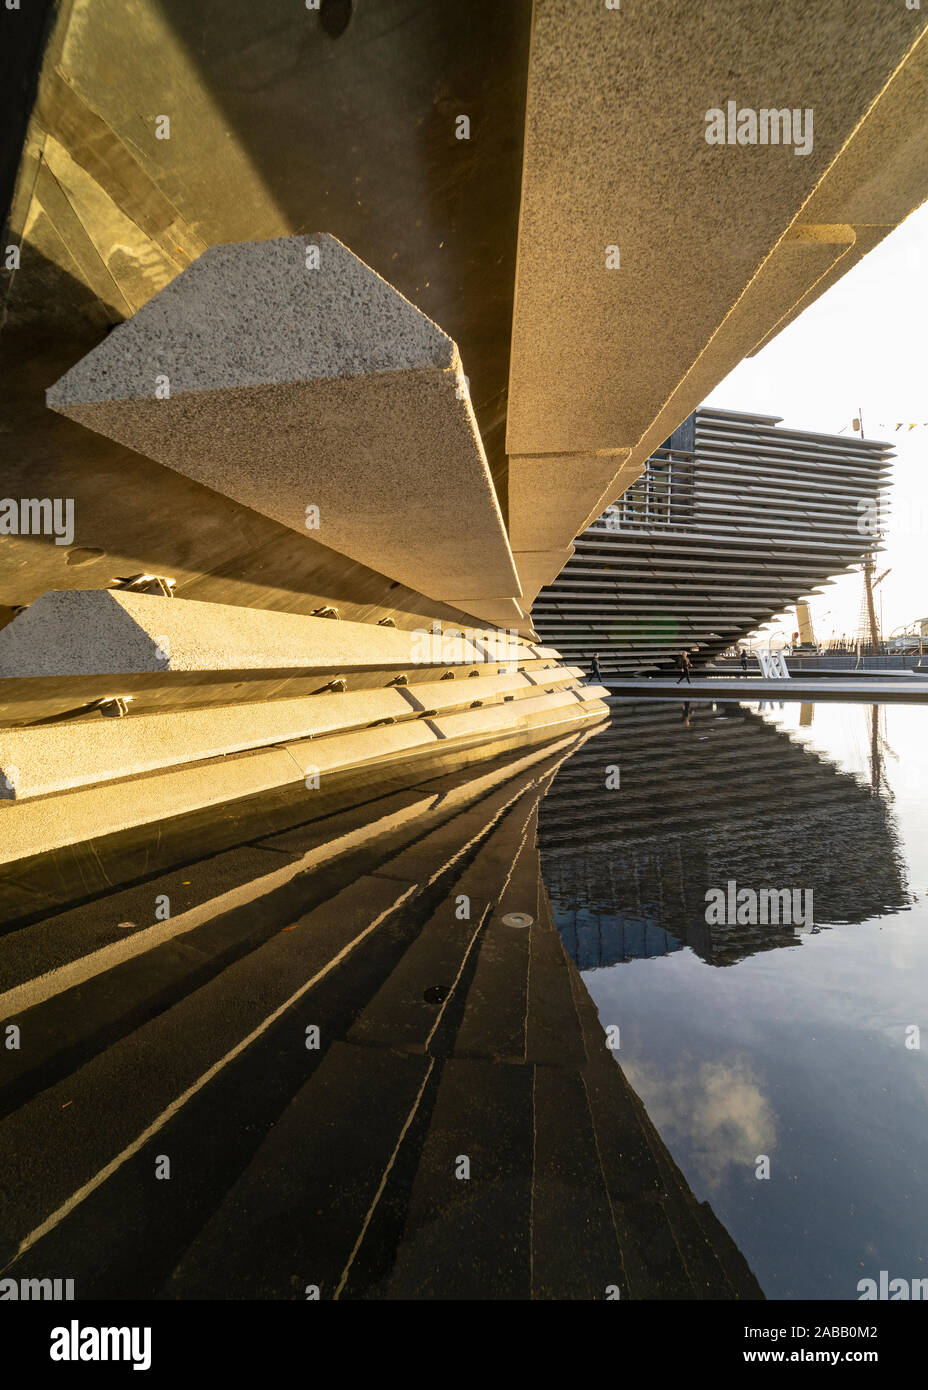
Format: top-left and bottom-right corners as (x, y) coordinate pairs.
(539, 700), (928, 1300)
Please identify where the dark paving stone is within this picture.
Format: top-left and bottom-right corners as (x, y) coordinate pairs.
(165, 1042), (431, 1299)
(531, 1066), (624, 1299)
(385, 1057), (534, 1299)
(0, 874), (413, 1259)
(348, 898), (491, 1054)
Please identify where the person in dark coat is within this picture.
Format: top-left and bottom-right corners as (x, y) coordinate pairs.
(675, 648), (692, 685)
(590, 651), (603, 682)
(740, 648), (748, 673)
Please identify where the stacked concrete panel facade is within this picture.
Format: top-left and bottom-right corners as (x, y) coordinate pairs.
(532, 408), (893, 675)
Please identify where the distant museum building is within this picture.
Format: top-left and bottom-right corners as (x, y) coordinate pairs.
(533, 407), (893, 674)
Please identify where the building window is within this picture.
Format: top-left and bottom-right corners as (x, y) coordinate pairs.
(603, 450), (696, 530)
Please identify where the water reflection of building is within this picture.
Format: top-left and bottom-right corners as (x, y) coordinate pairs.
(539, 703), (909, 969)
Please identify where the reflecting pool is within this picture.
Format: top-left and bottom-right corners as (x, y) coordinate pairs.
(539, 700), (928, 1300)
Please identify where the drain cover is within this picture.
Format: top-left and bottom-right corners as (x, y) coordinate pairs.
(423, 984), (451, 1005)
(501, 912), (533, 928)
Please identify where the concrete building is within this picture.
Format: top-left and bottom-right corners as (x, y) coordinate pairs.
(533, 407), (894, 674)
(1, 0), (927, 1302)
(2, 1), (926, 844)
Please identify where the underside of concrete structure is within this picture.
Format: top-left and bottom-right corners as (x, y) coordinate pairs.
(4, 0), (928, 632)
(1, 0), (927, 1306)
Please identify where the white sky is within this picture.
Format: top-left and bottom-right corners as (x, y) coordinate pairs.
(704, 201), (928, 646)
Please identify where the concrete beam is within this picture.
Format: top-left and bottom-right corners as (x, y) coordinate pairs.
(46, 234), (520, 606)
(506, 1), (927, 570)
(0, 690), (608, 865)
(0, 668), (589, 801)
(513, 549), (576, 607)
(508, 454), (628, 553)
(508, 2), (925, 458)
(569, 227), (862, 534)
(449, 598), (526, 629)
(0, 590), (545, 679)
(751, 31), (928, 354)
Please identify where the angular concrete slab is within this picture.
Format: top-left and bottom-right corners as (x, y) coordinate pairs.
(449, 597), (526, 629)
(504, 0), (928, 581)
(514, 549), (575, 606)
(507, 2), (925, 459)
(46, 234), (520, 605)
(509, 453), (627, 552)
(751, 33), (928, 356)
(0, 671), (591, 801)
(570, 227), (862, 534)
(0, 692), (608, 866)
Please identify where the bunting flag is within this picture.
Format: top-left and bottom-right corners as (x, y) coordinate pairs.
(841, 421), (927, 433)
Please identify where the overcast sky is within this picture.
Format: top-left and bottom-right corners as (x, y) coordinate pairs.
(704, 200), (928, 646)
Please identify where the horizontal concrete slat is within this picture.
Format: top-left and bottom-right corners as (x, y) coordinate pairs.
(0, 589), (543, 679)
(0, 692), (609, 865)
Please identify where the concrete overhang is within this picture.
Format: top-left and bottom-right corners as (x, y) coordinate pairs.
(46, 235), (522, 608)
(3, 0), (928, 635)
(506, 1), (928, 589)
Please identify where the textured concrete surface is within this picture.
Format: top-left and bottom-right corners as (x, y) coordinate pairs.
(750, 30), (928, 355)
(0, 590), (542, 678)
(47, 235), (520, 604)
(448, 597), (525, 628)
(46, 236), (453, 403)
(1, 2), (532, 634)
(508, 453), (627, 553)
(507, 1), (925, 458)
(4, 0), (927, 661)
(513, 548), (575, 607)
(0, 692), (404, 800)
(4, 0), (927, 877)
(0, 669), (587, 800)
(571, 229), (861, 537)
(503, 0), (928, 601)
(431, 686), (607, 743)
(0, 691), (607, 865)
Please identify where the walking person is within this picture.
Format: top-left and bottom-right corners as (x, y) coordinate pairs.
(590, 650), (603, 683)
(675, 648), (692, 685)
(740, 648), (748, 673)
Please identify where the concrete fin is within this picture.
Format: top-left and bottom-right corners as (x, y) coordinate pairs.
(45, 235), (521, 604)
(0, 590), (522, 678)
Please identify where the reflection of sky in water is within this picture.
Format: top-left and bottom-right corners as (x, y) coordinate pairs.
(545, 701), (928, 1300)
